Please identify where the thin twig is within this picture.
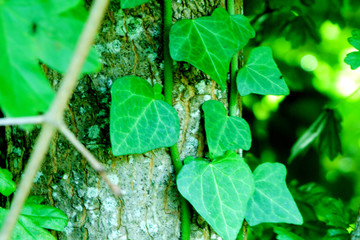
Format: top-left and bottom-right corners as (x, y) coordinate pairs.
(0, 0), (110, 239)
(58, 123), (122, 196)
(0, 115), (45, 126)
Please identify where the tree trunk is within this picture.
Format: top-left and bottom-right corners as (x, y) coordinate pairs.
(4, 0), (228, 239)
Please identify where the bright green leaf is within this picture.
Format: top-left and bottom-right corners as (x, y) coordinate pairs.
(288, 112), (327, 163)
(121, 0), (150, 9)
(177, 151), (254, 240)
(345, 29), (360, 69)
(110, 76), (180, 156)
(170, 8), (255, 89)
(0, 208), (55, 240)
(237, 46), (289, 96)
(0, 168), (16, 197)
(245, 163), (303, 226)
(203, 100), (251, 158)
(274, 227), (305, 240)
(0, 0), (100, 118)
(26, 196), (45, 205)
(21, 204), (68, 231)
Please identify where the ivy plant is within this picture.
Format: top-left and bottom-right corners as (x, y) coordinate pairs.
(0, 168), (68, 240)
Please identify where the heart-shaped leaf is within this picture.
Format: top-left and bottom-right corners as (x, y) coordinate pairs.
(245, 163), (303, 226)
(0, 168), (16, 197)
(170, 8), (255, 90)
(110, 76), (180, 156)
(203, 100), (251, 158)
(177, 151), (255, 240)
(236, 46), (289, 96)
(121, 0), (150, 9)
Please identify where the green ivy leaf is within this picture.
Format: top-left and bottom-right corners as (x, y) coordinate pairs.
(170, 8), (255, 90)
(177, 151), (254, 240)
(121, 0), (150, 9)
(25, 196), (45, 205)
(0, 0), (100, 118)
(0, 168), (16, 197)
(237, 46), (289, 96)
(110, 76), (180, 156)
(345, 29), (360, 69)
(274, 227), (305, 240)
(0, 208), (55, 240)
(288, 112), (327, 163)
(202, 100), (251, 158)
(245, 163), (303, 226)
(21, 204), (68, 231)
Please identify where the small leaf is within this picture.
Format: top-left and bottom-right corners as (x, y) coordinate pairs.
(245, 163), (303, 226)
(21, 204), (68, 231)
(318, 109), (342, 160)
(288, 112), (327, 163)
(177, 151), (254, 240)
(170, 8), (254, 89)
(236, 46), (289, 96)
(345, 29), (360, 69)
(110, 76), (179, 156)
(121, 0), (150, 9)
(203, 100), (251, 158)
(0, 208), (55, 240)
(0, 168), (16, 197)
(274, 227), (305, 240)
(26, 196), (45, 205)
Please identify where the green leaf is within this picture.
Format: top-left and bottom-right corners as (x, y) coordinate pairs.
(345, 29), (360, 69)
(202, 100), (251, 158)
(288, 112), (327, 163)
(245, 163), (303, 226)
(170, 8), (255, 90)
(177, 151), (254, 240)
(318, 109), (342, 160)
(110, 76), (180, 156)
(121, 0), (150, 9)
(0, 208), (55, 240)
(21, 204), (68, 231)
(0, 0), (100, 118)
(26, 196), (45, 205)
(0, 168), (16, 197)
(236, 46), (289, 96)
(273, 227), (305, 240)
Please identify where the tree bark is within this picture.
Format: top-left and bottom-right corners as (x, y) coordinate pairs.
(4, 0), (227, 239)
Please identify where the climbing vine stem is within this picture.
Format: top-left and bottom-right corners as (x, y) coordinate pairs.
(163, 0), (191, 239)
(227, 0), (247, 239)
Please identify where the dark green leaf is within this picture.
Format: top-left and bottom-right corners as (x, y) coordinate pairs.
(0, 208), (55, 240)
(202, 100), (251, 158)
(237, 46), (289, 96)
(110, 76), (179, 156)
(245, 163), (303, 226)
(170, 8), (254, 89)
(0, 0), (100, 118)
(21, 204), (68, 231)
(274, 227), (305, 240)
(288, 112), (327, 163)
(121, 0), (150, 9)
(177, 151), (254, 240)
(269, 0), (293, 9)
(345, 30), (360, 69)
(0, 168), (16, 197)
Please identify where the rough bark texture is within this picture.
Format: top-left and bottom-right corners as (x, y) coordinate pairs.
(4, 0), (229, 239)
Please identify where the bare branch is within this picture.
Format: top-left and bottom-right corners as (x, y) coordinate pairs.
(0, 115), (45, 126)
(58, 123), (123, 196)
(0, 0), (110, 239)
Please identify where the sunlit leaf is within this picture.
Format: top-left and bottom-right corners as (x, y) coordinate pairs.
(177, 151), (254, 240)
(110, 76), (179, 155)
(203, 100), (251, 158)
(21, 204), (68, 231)
(170, 8), (254, 89)
(121, 0), (150, 9)
(236, 46), (289, 96)
(0, 0), (100, 118)
(0, 168), (16, 197)
(0, 208), (55, 240)
(345, 29), (360, 69)
(245, 163), (303, 226)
